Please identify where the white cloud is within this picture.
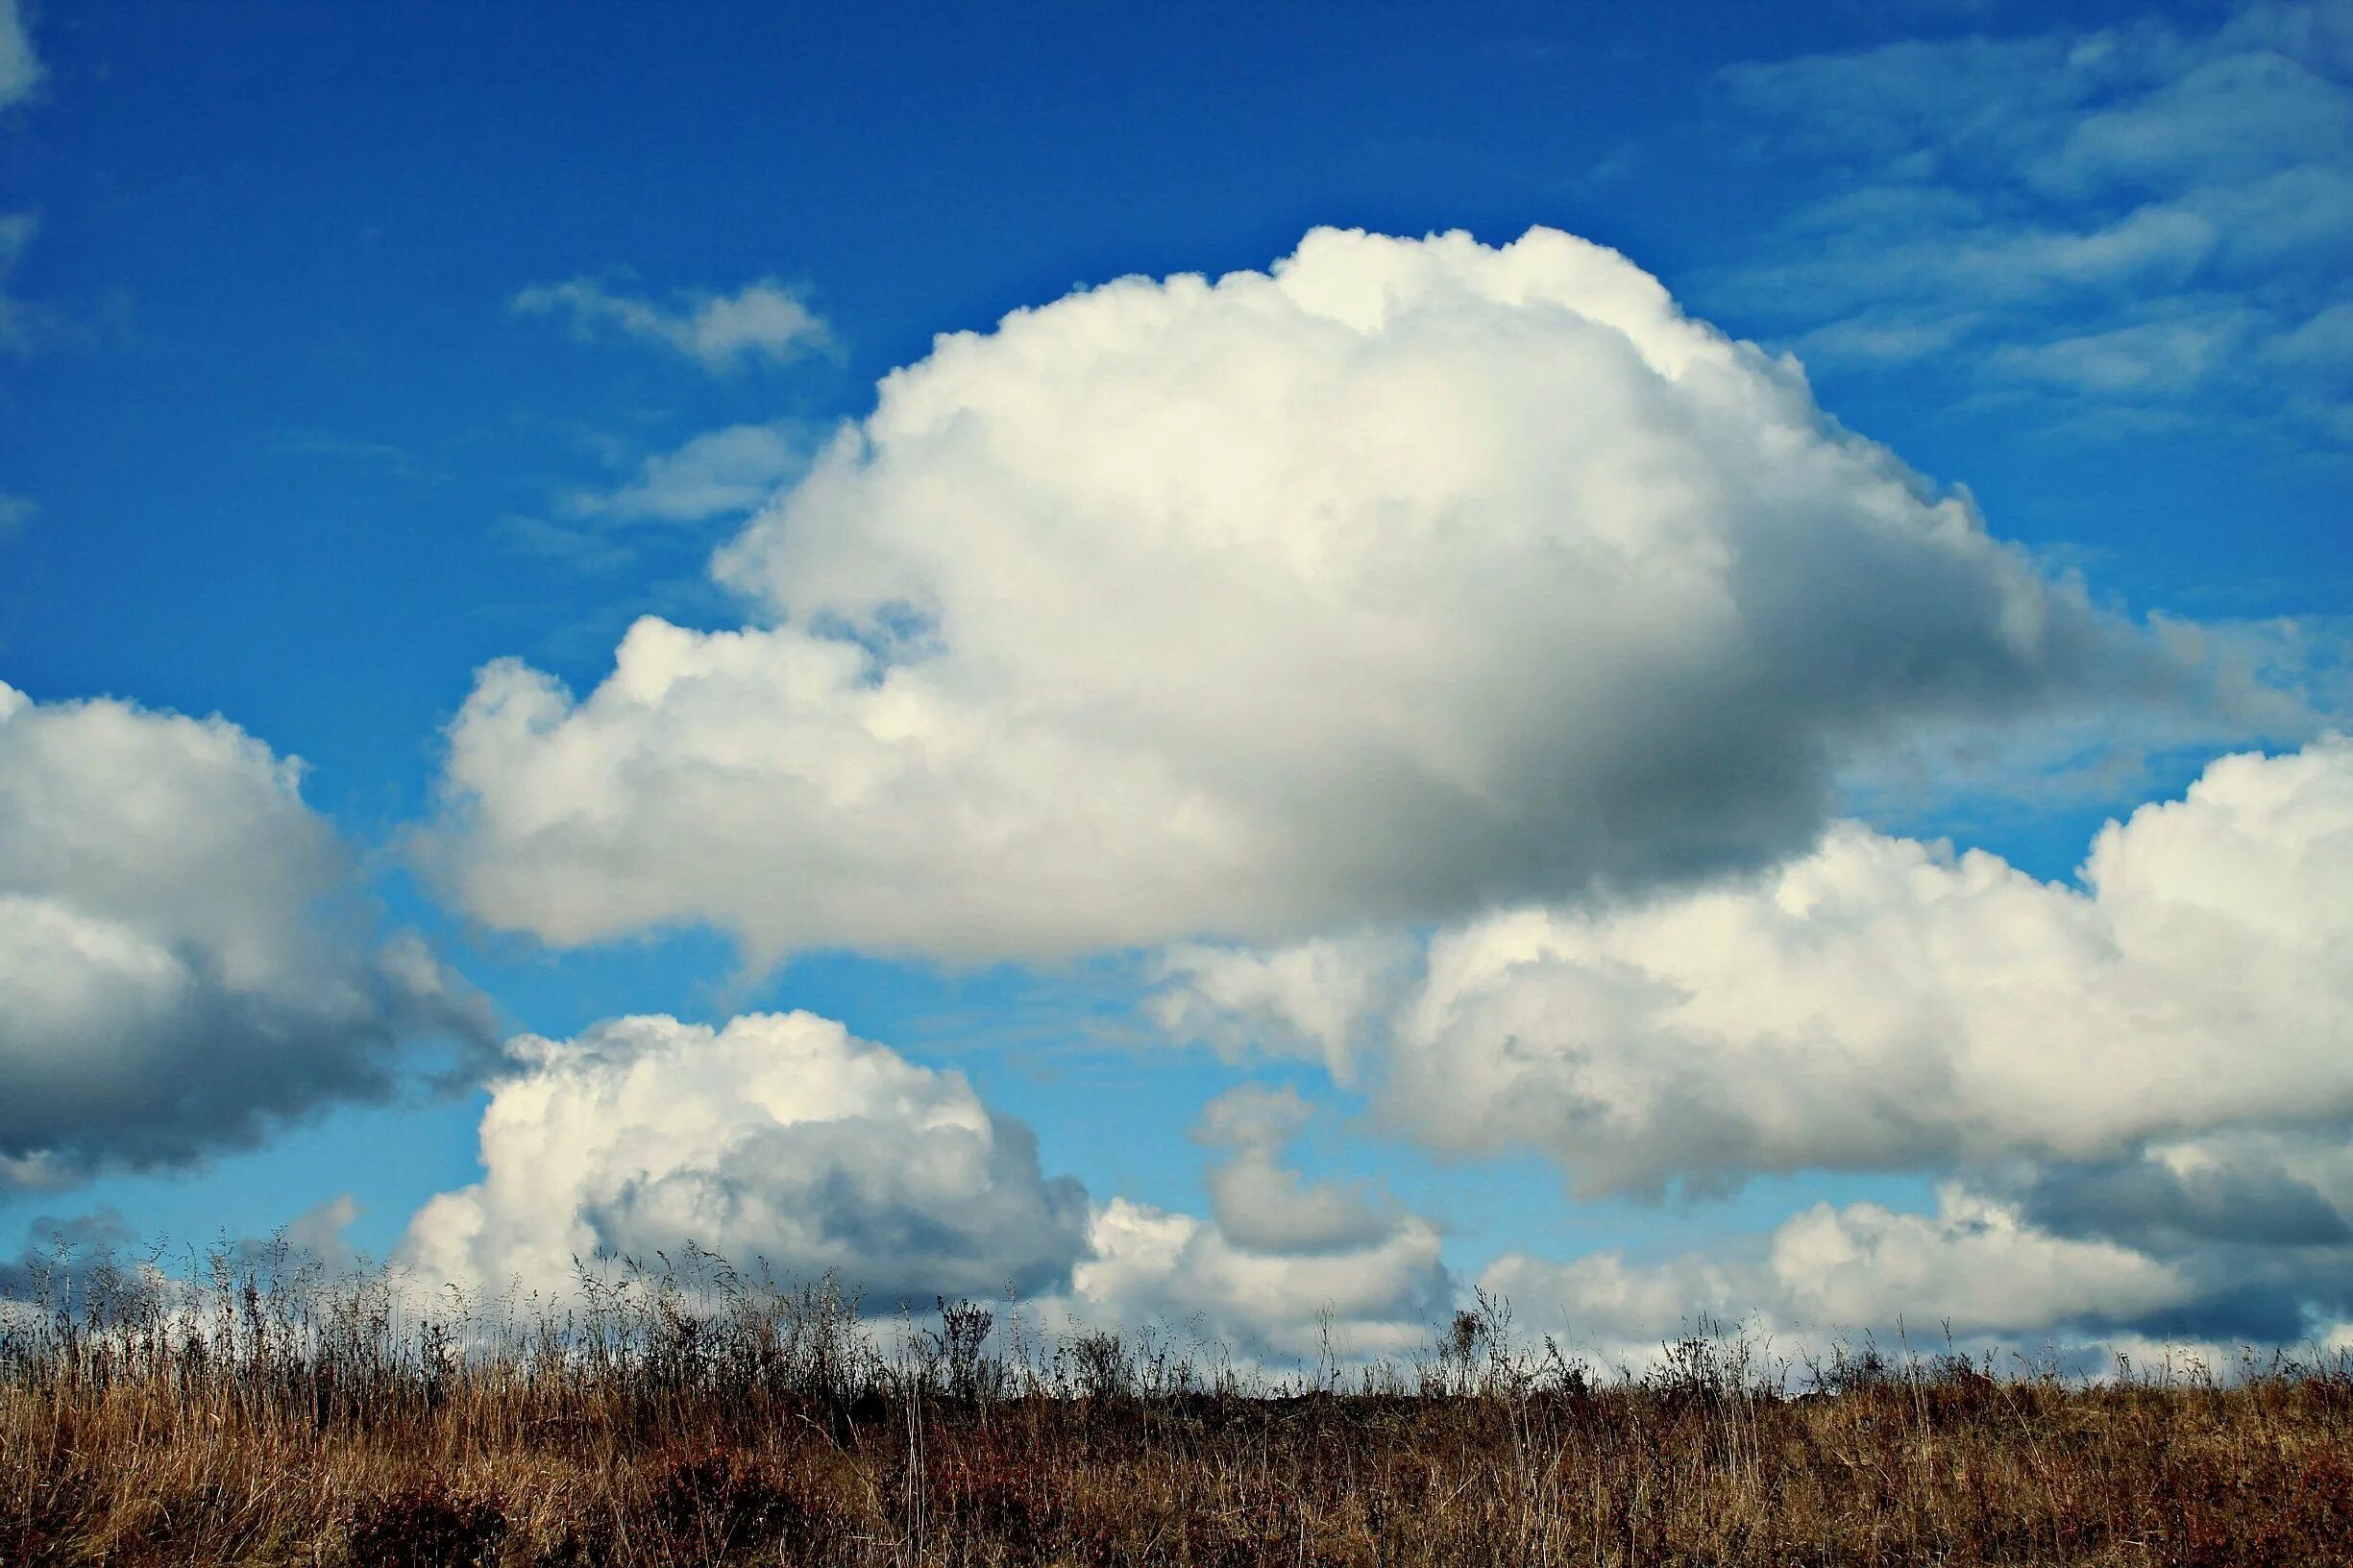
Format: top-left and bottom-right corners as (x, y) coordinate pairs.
(1071, 1197), (1451, 1361)
(402, 1011), (1091, 1304)
(1194, 1085), (1403, 1257)
(1483, 1184), (2191, 1359)
(1070, 1088), (1453, 1362)
(513, 277), (831, 371)
(1999, 1127), (2353, 1340)
(401, 1014), (1449, 1357)
(0, 0), (38, 112)
(1056, 1088), (1449, 1363)
(1717, 5), (2353, 435)
(430, 226), (2245, 967)
(0, 684), (491, 1185)
(1149, 935), (1414, 1083)
(1164, 739), (2353, 1199)
(568, 422), (808, 525)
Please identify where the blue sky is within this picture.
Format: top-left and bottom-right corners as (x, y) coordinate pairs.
(3, 0), (2350, 1363)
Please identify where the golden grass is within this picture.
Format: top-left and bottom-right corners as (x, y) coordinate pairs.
(2, 1244), (2348, 1565)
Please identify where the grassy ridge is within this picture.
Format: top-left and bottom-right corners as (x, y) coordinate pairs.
(2, 1243), (2349, 1566)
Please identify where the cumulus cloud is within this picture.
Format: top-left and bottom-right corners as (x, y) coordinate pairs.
(400, 1012), (1451, 1358)
(513, 277), (830, 371)
(430, 226), (2251, 967)
(0, 684), (492, 1186)
(1717, 4), (2353, 435)
(1992, 1128), (2353, 1340)
(1053, 1087), (1450, 1360)
(1068, 1090), (1450, 1361)
(1483, 1184), (2194, 1360)
(1070, 1197), (1452, 1361)
(1163, 739), (2353, 1199)
(1194, 1085), (1404, 1257)
(402, 1012), (1091, 1304)
(1149, 936), (1415, 1083)
(2018, 1132), (2353, 1255)
(0, 0), (38, 112)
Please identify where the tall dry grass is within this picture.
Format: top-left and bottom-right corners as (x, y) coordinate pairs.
(2, 1238), (2349, 1565)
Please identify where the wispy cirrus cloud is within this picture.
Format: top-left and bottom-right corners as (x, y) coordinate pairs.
(1715, 4), (2353, 442)
(512, 276), (832, 372)
(563, 421), (808, 526)
(0, 0), (39, 113)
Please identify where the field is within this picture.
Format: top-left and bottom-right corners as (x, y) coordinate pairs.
(3, 1245), (2350, 1567)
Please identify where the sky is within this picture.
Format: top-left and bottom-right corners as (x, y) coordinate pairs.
(2, 0), (2351, 1369)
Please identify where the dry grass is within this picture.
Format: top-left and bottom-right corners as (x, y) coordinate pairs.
(3, 1241), (2350, 1566)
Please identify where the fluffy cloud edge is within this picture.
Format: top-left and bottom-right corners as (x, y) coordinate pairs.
(434, 225), (2283, 968)
(0, 682), (494, 1185)
(1156, 736), (2353, 1197)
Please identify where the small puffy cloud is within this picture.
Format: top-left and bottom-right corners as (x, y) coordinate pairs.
(432, 226), (2240, 967)
(401, 1012), (1091, 1305)
(282, 1192), (364, 1263)
(513, 277), (830, 372)
(1483, 1185), (2193, 1358)
(1194, 1085), (1402, 1257)
(0, 0), (38, 112)
(568, 422), (808, 526)
(0, 684), (492, 1187)
(1059, 1085), (1451, 1360)
(1163, 739), (2353, 1198)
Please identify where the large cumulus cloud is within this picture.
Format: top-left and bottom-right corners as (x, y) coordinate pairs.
(1483, 1133), (2353, 1360)
(429, 226), (2245, 966)
(1164, 738), (2353, 1198)
(402, 1012), (1092, 1303)
(402, 1016), (1453, 1357)
(0, 683), (489, 1186)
